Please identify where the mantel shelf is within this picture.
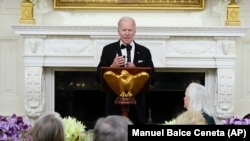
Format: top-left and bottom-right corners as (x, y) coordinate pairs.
(12, 25), (249, 37)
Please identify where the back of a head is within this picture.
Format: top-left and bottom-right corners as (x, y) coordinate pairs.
(185, 82), (215, 118)
(186, 83), (206, 111)
(176, 110), (207, 125)
(93, 115), (133, 141)
(32, 112), (65, 141)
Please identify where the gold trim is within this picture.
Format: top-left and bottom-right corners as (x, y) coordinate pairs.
(54, 0), (205, 10)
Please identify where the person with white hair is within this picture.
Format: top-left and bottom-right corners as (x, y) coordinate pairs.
(183, 82), (216, 124)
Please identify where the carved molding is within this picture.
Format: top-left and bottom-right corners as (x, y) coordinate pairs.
(216, 68), (235, 119)
(24, 67), (45, 118)
(166, 40), (216, 56)
(44, 38), (92, 55)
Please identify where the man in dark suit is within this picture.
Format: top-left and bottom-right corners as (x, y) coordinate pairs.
(97, 16), (156, 124)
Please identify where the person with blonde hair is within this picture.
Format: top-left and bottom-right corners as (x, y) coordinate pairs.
(176, 110), (207, 125)
(183, 82), (216, 124)
(32, 111), (65, 141)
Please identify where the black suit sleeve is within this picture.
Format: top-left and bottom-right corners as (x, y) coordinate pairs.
(96, 42), (121, 83)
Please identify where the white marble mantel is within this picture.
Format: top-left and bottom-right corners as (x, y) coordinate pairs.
(12, 25), (247, 36)
(12, 25), (248, 122)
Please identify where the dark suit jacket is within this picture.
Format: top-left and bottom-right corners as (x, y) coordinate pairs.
(97, 40), (156, 85)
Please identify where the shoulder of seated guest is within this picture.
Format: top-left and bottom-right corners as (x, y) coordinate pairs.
(202, 112), (215, 125)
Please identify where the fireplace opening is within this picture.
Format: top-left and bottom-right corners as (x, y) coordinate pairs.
(55, 71), (205, 129)
(145, 90), (185, 123)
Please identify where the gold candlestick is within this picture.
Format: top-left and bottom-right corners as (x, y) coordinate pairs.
(147, 108), (153, 124)
(19, 0), (35, 24)
(225, 0), (241, 26)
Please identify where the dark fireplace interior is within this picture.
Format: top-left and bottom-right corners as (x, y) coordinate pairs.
(55, 70), (205, 129)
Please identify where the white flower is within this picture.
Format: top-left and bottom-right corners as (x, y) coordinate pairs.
(63, 116), (86, 141)
(164, 119), (176, 125)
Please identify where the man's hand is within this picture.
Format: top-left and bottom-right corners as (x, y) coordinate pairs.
(126, 62), (135, 67)
(111, 54), (125, 67)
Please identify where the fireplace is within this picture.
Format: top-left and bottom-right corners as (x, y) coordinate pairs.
(54, 70), (205, 128)
(12, 25), (248, 124)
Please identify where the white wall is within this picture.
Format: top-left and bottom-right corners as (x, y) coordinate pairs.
(0, 0), (250, 117)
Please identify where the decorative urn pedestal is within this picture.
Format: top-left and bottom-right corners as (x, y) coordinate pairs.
(19, 0), (35, 24)
(225, 0), (241, 26)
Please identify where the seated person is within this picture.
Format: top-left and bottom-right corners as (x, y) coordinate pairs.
(93, 115), (133, 141)
(176, 110), (207, 125)
(32, 111), (65, 141)
(183, 82), (216, 124)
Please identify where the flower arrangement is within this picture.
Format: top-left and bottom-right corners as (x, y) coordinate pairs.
(223, 116), (250, 125)
(0, 114), (90, 141)
(164, 118), (176, 125)
(63, 116), (86, 141)
(0, 114), (32, 141)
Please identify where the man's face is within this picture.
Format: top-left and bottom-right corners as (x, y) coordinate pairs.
(118, 20), (136, 45)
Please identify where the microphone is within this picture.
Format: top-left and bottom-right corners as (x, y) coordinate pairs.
(126, 44), (132, 62)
